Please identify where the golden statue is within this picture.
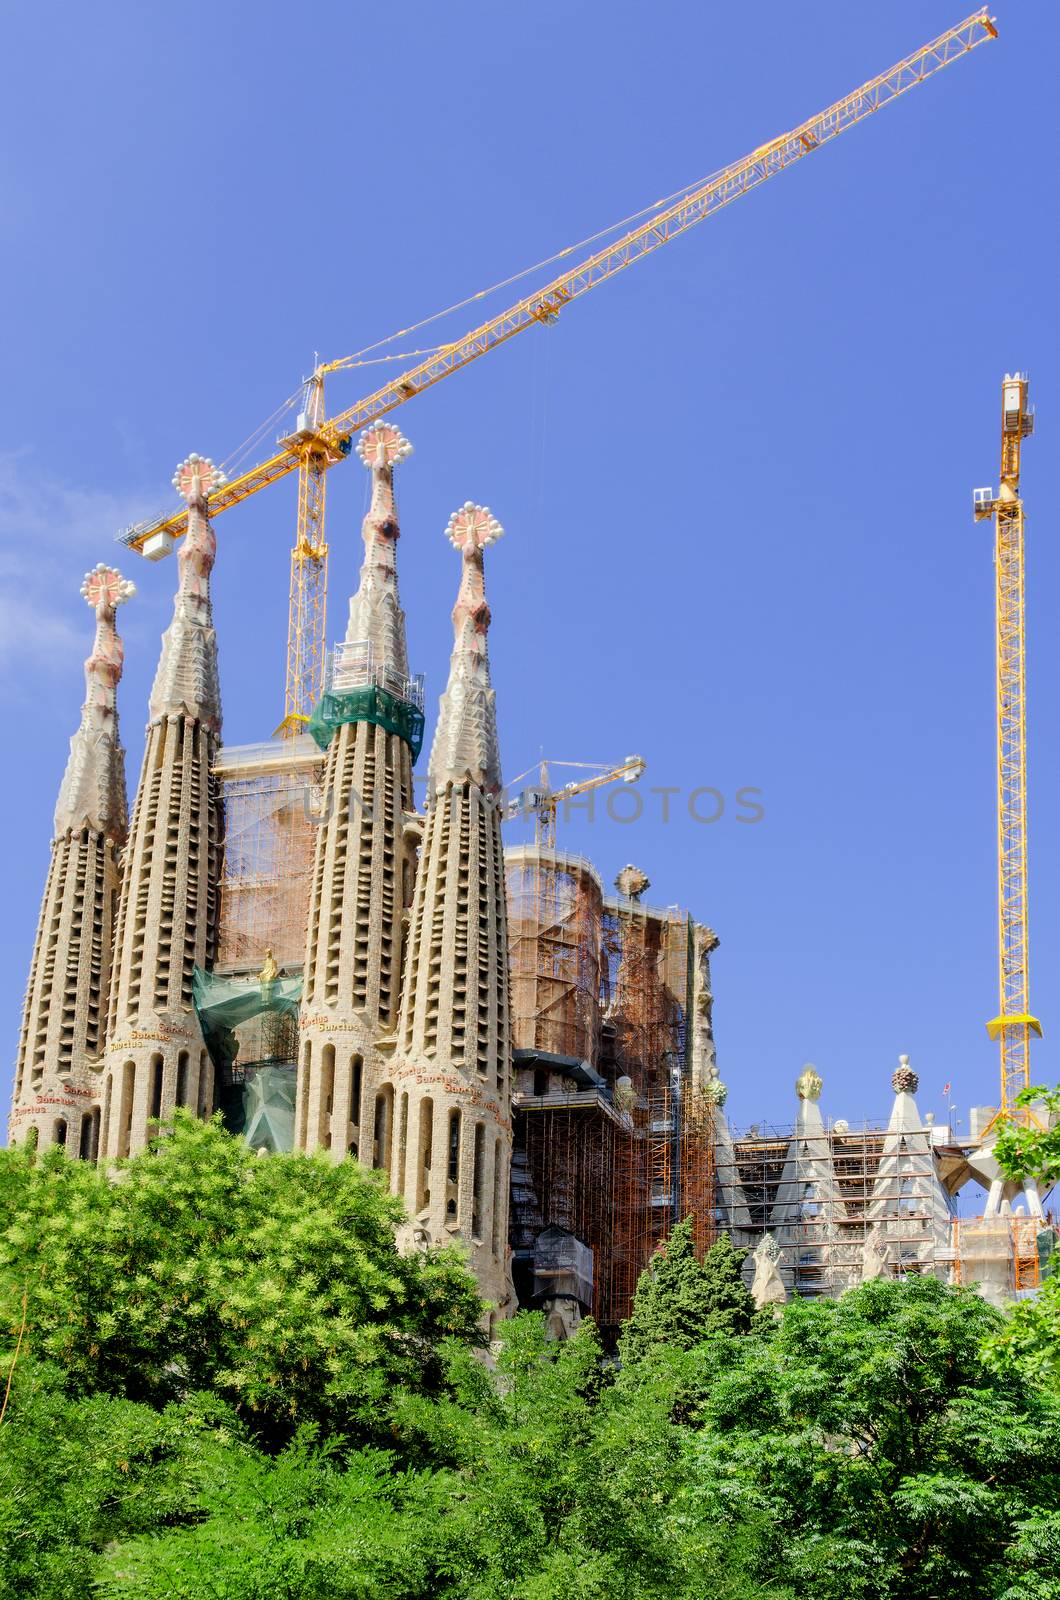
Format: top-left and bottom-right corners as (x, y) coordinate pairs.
(796, 1065), (823, 1102)
(258, 948), (279, 987)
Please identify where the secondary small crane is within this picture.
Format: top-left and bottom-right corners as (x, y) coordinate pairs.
(503, 756), (646, 849)
(973, 374), (1041, 1134)
(119, 10), (997, 735)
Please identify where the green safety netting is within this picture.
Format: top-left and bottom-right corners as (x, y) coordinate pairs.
(193, 968), (303, 1153)
(193, 967), (302, 1037)
(219, 1063), (297, 1154)
(307, 684), (425, 760)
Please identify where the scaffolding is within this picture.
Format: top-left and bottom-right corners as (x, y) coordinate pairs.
(507, 847), (603, 1061)
(714, 1117), (1060, 1300)
(720, 1120), (953, 1295)
(506, 846), (717, 1338)
(214, 735), (324, 973)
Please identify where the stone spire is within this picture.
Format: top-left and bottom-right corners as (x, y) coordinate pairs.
(54, 563), (135, 838)
(769, 1067), (849, 1294)
(427, 502), (504, 799)
(297, 424), (419, 1161)
(867, 1055), (954, 1280)
(148, 454), (225, 730)
(101, 455), (226, 1160)
(10, 566), (134, 1156)
(344, 420), (413, 680)
(394, 502), (513, 1327)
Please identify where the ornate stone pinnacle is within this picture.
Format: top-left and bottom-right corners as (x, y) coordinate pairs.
(615, 864), (650, 902)
(427, 499), (505, 797)
(796, 1065), (823, 1102)
(892, 1054), (919, 1095)
(446, 502), (504, 551)
(356, 421), (413, 470)
(172, 454), (227, 505)
(81, 562), (135, 613)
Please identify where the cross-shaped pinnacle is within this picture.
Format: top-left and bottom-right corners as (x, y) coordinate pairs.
(172, 453), (227, 504)
(356, 421), (413, 470)
(80, 562), (136, 612)
(445, 502), (504, 552)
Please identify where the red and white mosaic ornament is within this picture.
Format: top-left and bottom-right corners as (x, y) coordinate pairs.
(171, 453), (227, 503)
(356, 420), (413, 469)
(80, 562), (136, 610)
(445, 502), (504, 551)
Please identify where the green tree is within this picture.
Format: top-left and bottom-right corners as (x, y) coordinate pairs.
(986, 1083), (1060, 1382)
(0, 1113), (482, 1449)
(688, 1276), (1060, 1600)
(620, 1220), (754, 1367)
(0, 1360), (240, 1598)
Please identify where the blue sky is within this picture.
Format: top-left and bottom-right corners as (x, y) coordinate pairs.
(2, 2), (1058, 1141)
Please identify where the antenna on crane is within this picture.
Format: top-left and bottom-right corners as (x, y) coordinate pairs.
(973, 373), (1042, 1152)
(503, 756), (646, 848)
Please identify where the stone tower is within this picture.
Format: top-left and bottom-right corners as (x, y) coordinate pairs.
(393, 502), (513, 1321)
(10, 564), (135, 1156)
(101, 455), (226, 1158)
(296, 422), (421, 1161)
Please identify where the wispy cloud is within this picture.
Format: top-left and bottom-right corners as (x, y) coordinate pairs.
(0, 452), (157, 682)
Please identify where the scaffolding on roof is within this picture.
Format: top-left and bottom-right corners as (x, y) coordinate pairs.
(214, 736), (323, 974)
(506, 846), (719, 1338)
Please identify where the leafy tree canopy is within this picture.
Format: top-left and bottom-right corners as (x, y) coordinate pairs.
(0, 1112), (482, 1450)
(620, 1220), (754, 1368)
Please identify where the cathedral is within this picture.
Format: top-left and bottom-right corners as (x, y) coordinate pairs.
(11, 426), (1038, 1329)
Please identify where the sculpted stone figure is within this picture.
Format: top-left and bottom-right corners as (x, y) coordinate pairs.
(860, 1221), (890, 1282)
(751, 1232), (787, 1310)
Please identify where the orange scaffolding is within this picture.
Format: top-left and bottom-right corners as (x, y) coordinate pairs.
(508, 851), (718, 1338)
(213, 737), (324, 973)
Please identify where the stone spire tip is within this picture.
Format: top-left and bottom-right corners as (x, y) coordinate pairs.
(356, 421), (413, 470)
(446, 502), (504, 551)
(172, 454), (227, 504)
(81, 563), (135, 611)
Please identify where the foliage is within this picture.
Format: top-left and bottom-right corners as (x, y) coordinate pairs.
(0, 1359), (237, 1598)
(620, 1220), (754, 1367)
(993, 1084), (1060, 1187)
(678, 1275), (1060, 1599)
(984, 1083), (1060, 1384)
(98, 1316), (787, 1600)
(0, 1113), (482, 1449)
(2, 1123), (1059, 1597)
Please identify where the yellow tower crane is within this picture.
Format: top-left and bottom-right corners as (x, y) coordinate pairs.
(120, 10), (997, 735)
(503, 756), (647, 849)
(973, 374), (1041, 1133)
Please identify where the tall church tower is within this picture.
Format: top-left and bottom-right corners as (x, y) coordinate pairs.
(296, 422), (421, 1160)
(101, 455), (226, 1158)
(10, 564), (134, 1156)
(393, 502), (513, 1321)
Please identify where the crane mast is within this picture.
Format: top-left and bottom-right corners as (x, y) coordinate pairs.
(974, 374), (1040, 1130)
(119, 9), (997, 731)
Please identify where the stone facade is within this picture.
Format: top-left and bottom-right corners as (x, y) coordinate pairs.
(9, 565), (134, 1155)
(99, 456), (225, 1159)
(9, 440), (515, 1318)
(296, 424), (418, 1164)
(391, 503), (514, 1323)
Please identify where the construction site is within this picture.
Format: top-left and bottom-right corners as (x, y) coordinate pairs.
(8, 7), (1057, 1339)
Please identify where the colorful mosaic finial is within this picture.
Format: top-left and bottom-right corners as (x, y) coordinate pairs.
(149, 456), (223, 728)
(445, 501), (504, 551)
(81, 562), (136, 613)
(343, 425), (413, 678)
(891, 1055), (919, 1096)
(428, 501), (505, 798)
(172, 453), (227, 504)
(356, 421), (413, 470)
(54, 564), (133, 838)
